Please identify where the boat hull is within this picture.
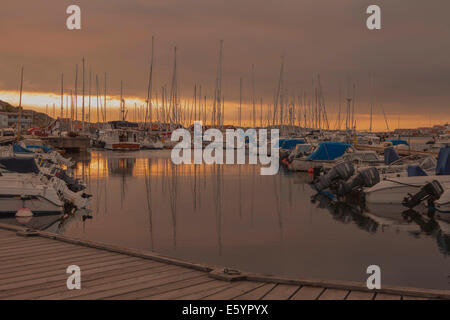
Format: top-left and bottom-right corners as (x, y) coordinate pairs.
(365, 176), (450, 205)
(105, 143), (140, 151)
(289, 159), (334, 172)
(0, 195), (62, 215)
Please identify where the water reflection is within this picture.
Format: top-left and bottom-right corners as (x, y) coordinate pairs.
(311, 191), (450, 257)
(28, 149), (448, 290)
(1, 209), (92, 234)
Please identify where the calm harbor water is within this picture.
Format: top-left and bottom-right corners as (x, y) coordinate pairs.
(4, 149), (450, 290)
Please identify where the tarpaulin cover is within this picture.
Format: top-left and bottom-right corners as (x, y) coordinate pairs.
(384, 147), (400, 165)
(306, 142), (351, 161)
(0, 157), (39, 173)
(408, 165), (428, 177)
(279, 139), (305, 150)
(436, 146), (450, 175)
(25, 145), (52, 153)
(13, 144), (33, 154)
(388, 139), (409, 146)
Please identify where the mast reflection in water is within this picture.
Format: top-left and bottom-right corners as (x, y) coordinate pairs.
(7, 149), (448, 291)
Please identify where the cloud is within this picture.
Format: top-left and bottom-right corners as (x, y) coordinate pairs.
(0, 0), (449, 126)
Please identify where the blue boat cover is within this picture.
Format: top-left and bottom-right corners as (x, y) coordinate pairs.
(436, 146), (450, 175)
(388, 139), (409, 146)
(25, 145), (52, 153)
(13, 144), (34, 154)
(306, 142), (351, 161)
(408, 165), (428, 177)
(384, 147), (400, 165)
(279, 139), (305, 150)
(0, 157), (39, 174)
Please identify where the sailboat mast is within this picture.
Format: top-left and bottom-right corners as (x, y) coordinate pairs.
(104, 72), (107, 123)
(82, 57), (85, 132)
(369, 74), (373, 132)
(239, 77), (242, 127)
(252, 64), (256, 128)
(96, 74), (99, 123)
(88, 66), (91, 124)
(60, 73), (64, 119)
(146, 36), (155, 128)
(17, 66), (24, 136)
(120, 80), (123, 121)
(75, 64), (78, 123)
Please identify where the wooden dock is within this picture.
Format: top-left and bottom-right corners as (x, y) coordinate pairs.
(355, 144), (438, 157)
(41, 136), (91, 153)
(0, 223), (449, 300)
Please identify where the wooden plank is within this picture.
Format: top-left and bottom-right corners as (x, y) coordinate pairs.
(0, 233), (20, 240)
(0, 236), (30, 243)
(1, 259), (155, 299)
(0, 254), (135, 285)
(0, 235), (56, 246)
(319, 288), (349, 300)
(346, 291), (375, 300)
(0, 239), (64, 253)
(402, 296), (429, 300)
(290, 286), (324, 300)
(140, 278), (220, 300)
(0, 247), (103, 270)
(375, 293), (402, 300)
(262, 284), (300, 300)
(40, 268), (199, 300)
(0, 244), (87, 262)
(234, 283), (277, 300)
(178, 283), (236, 300)
(0, 247), (115, 272)
(70, 270), (203, 300)
(7, 261), (167, 300)
(0, 251), (124, 281)
(0, 256), (138, 291)
(202, 282), (266, 300)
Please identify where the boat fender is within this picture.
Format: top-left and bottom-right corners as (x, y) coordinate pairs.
(16, 208), (33, 217)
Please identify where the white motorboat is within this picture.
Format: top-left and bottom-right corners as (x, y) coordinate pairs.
(0, 158), (63, 215)
(365, 146), (450, 205)
(141, 135), (164, 150)
(99, 129), (140, 151)
(287, 142), (382, 172)
(365, 175), (450, 205)
(435, 190), (450, 221)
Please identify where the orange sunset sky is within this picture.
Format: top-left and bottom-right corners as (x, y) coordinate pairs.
(0, 0), (449, 130)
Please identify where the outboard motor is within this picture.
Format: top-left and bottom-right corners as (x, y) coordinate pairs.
(313, 161), (355, 192)
(337, 167), (380, 197)
(402, 180), (444, 209)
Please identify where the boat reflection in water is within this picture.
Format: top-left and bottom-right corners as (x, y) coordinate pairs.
(311, 192), (450, 256)
(44, 149), (450, 291)
(0, 209), (92, 234)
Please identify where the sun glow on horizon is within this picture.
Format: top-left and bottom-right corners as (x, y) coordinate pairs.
(0, 89), (447, 131)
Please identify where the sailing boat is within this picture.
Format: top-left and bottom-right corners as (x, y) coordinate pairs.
(0, 157), (63, 215)
(100, 81), (141, 151)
